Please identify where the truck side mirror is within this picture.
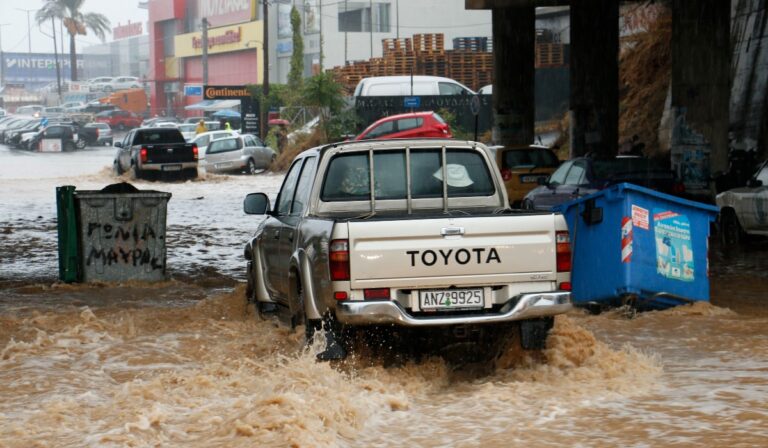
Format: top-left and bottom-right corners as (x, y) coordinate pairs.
(244, 192), (271, 215)
(747, 178), (763, 188)
(114, 142), (122, 148)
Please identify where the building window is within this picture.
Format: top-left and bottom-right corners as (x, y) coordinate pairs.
(162, 20), (176, 57)
(339, 2), (390, 33)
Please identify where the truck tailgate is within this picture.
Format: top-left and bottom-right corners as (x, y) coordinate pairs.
(146, 144), (196, 163)
(347, 214), (558, 289)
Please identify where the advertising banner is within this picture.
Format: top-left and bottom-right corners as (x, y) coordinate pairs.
(1, 52), (110, 86)
(303, 0), (320, 34)
(174, 21), (262, 58)
(199, 0), (257, 27)
(278, 3), (293, 38)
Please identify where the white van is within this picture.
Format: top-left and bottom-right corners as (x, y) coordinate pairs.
(353, 76), (475, 96)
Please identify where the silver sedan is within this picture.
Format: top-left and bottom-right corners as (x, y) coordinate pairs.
(202, 135), (276, 174)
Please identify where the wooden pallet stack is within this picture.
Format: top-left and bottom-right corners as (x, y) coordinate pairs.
(535, 43), (565, 67)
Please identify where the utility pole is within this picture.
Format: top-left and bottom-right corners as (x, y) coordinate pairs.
(344, 0), (348, 64)
(52, 17), (62, 101)
(0, 23), (10, 87)
(16, 9), (35, 53)
(261, 0), (269, 139)
(202, 18), (209, 86)
(369, 0), (373, 58)
(319, 0), (323, 71)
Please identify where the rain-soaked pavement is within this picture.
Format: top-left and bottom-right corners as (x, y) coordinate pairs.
(1, 141), (767, 447)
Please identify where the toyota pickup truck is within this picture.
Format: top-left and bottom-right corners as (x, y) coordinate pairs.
(113, 127), (199, 180)
(243, 139), (572, 361)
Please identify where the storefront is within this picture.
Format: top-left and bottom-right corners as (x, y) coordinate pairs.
(148, 0), (262, 117)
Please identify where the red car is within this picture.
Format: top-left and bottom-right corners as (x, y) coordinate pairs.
(94, 109), (142, 131)
(354, 111), (452, 140)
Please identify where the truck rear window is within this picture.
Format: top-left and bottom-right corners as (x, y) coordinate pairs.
(133, 129), (184, 145)
(321, 148), (495, 202)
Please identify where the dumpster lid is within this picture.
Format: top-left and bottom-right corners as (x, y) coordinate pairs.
(553, 182), (719, 214)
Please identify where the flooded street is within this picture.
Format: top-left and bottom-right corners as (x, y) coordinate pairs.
(1, 143), (767, 447)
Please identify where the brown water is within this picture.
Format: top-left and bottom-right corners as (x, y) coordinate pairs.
(1, 272), (766, 448)
(1, 149), (767, 447)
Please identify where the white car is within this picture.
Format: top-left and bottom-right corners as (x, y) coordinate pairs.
(192, 130), (239, 159)
(60, 101), (86, 112)
(717, 160), (768, 245)
(176, 123), (197, 142)
(105, 76), (142, 92)
(87, 77), (114, 92)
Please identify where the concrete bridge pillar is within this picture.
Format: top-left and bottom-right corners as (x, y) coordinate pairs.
(662, 0), (731, 195)
(491, 6), (536, 146)
(569, 0), (619, 158)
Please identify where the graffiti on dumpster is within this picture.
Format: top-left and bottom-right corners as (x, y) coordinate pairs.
(84, 222), (164, 270)
(653, 210), (694, 282)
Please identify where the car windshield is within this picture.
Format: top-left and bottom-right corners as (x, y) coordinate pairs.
(133, 129), (184, 144)
(502, 148), (560, 169)
(592, 158), (670, 179)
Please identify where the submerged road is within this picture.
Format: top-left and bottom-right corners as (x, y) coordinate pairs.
(1, 141), (767, 447)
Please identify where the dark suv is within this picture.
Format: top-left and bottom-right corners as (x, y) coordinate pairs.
(523, 155), (684, 211)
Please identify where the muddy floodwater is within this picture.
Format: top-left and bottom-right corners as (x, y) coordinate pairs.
(1, 145), (768, 447)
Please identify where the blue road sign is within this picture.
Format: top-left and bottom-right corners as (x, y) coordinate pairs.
(184, 85), (203, 96)
(404, 96), (421, 108)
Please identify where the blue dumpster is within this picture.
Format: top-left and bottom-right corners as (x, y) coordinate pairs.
(553, 183), (719, 310)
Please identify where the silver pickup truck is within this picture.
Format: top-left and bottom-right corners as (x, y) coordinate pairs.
(244, 139), (572, 361)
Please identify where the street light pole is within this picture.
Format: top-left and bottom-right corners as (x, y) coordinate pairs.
(16, 9), (35, 53)
(261, 0), (269, 139)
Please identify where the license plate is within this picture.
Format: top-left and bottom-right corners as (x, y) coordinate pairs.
(521, 175), (545, 183)
(419, 288), (484, 311)
(162, 164), (182, 171)
(215, 162), (232, 169)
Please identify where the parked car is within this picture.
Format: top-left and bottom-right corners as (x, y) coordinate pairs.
(523, 155), (684, 211)
(202, 135), (275, 174)
(5, 119), (43, 148)
(27, 124), (79, 152)
(490, 144), (561, 207)
(354, 111), (452, 140)
(353, 75), (475, 96)
(60, 101), (86, 112)
(0, 107), (6, 117)
(43, 106), (66, 118)
(94, 109), (142, 130)
(83, 122), (113, 146)
(242, 139), (572, 361)
(113, 127), (198, 179)
(105, 76), (142, 92)
(15, 105), (45, 117)
(176, 123), (197, 142)
(717, 159), (768, 245)
(87, 77), (114, 92)
(191, 129), (238, 158)
(0, 118), (35, 143)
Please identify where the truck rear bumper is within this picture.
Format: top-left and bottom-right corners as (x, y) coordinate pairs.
(335, 291), (572, 327)
(140, 162), (198, 172)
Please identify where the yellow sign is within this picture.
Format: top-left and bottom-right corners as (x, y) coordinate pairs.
(174, 21), (263, 58)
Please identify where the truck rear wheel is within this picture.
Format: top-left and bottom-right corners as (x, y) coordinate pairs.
(720, 209), (743, 246)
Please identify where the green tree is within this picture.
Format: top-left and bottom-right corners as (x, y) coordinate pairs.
(302, 72), (344, 140)
(36, 0), (110, 81)
(288, 6), (304, 91)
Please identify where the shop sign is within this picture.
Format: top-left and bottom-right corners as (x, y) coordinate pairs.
(192, 27), (242, 49)
(200, 0), (256, 27)
(113, 21), (143, 40)
(204, 85), (250, 99)
(174, 21), (262, 58)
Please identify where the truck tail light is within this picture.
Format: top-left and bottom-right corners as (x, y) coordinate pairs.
(556, 230), (571, 273)
(192, 143), (199, 160)
(364, 288), (390, 300)
(140, 147), (148, 163)
(329, 239), (350, 281)
(500, 168), (512, 181)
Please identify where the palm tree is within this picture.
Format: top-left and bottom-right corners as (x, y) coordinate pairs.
(35, 0), (110, 81)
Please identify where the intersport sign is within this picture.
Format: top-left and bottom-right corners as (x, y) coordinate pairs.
(200, 0), (255, 27)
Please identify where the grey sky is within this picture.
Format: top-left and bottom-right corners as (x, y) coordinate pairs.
(0, 0), (148, 54)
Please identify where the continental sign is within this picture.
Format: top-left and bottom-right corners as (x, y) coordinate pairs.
(174, 20), (263, 58)
(204, 85), (250, 99)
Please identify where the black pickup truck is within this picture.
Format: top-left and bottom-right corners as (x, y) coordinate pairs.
(113, 127), (199, 179)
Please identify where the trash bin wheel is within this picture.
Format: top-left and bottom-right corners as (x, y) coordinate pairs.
(719, 209), (743, 246)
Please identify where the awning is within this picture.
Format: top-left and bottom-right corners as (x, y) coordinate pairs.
(184, 99), (241, 111)
(212, 109), (241, 118)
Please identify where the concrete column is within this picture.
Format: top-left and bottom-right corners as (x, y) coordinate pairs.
(492, 6), (535, 147)
(666, 0), (730, 195)
(569, 0), (619, 158)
